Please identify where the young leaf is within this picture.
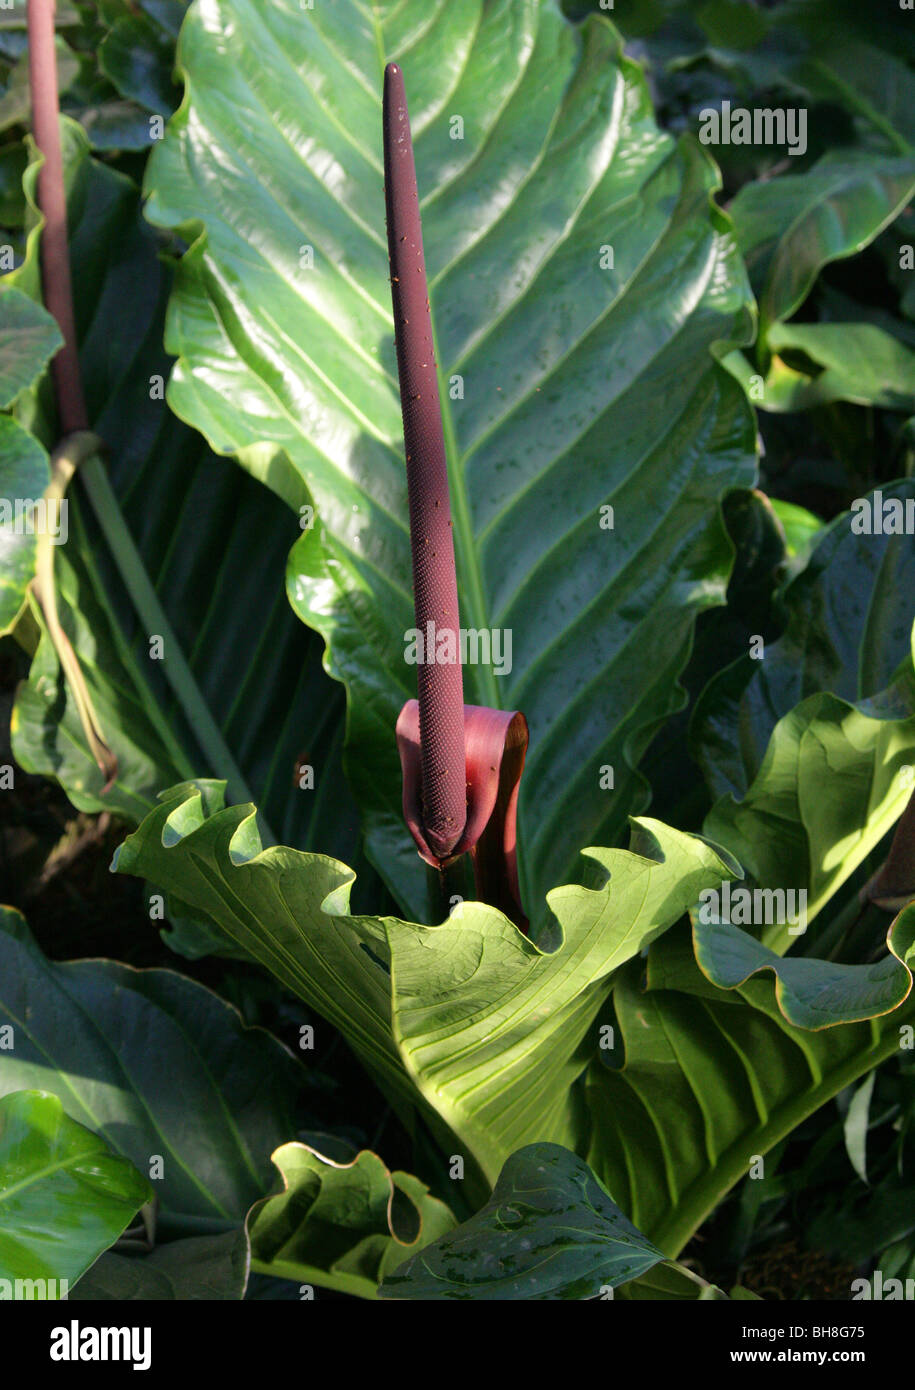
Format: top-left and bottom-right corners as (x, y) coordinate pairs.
(247, 1142), (455, 1300)
(729, 154), (915, 329)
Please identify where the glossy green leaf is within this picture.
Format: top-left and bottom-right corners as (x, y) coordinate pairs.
(729, 156), (915, 328)
(72, 1230), (249, 1300)
(3, 116), (378, 914)
(112, 779), (738, 1190)
(144, 0), (756, 921)
(99, 13), (180, 115)
(587, 919), (915, 1255)
(0, 1090), (152, 1286)
(247, 1142), (455, 1300)
(0, 907), (306, 1227)
(694, 912), (915, 1029)
(380, 1142), (662, 1300)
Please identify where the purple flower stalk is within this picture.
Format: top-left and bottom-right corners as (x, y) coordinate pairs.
(383, 62), (467, 860)
(383, 62), (529, 930)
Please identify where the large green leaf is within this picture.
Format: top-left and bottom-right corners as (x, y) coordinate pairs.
(247, 1141), (455, 1299)
(72, 1230), (249, 1300)
(144, 0), (756, 922)
(0, 906), (306, 1229)
(728, 155), (915, 330)
(587, 906), (915, 1256)
(379, 1142), (663, 1300)
(0, 1090), (152, 1286)
(112, 778), (738, 1190)
(99, 8), (184, 116)
(694, 914), (915, 1029)
(3, 116), (377, 908)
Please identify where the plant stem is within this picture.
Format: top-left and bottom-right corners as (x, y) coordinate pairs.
(27, 0), (86, 435)
(25, 0), (273, 838)
(425, 855), (473, 924)
(34, 433), (116, 786)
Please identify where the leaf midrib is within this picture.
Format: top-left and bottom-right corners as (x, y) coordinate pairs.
(0, 1142), (102, 1207)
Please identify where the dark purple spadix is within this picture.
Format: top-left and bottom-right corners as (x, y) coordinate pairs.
(383, 62), (466, 860)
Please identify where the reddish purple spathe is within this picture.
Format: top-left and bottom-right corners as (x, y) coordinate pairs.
(396, 701), (529, 929)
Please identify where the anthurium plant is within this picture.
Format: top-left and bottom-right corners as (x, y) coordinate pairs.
(2, 0), (915, 1311)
